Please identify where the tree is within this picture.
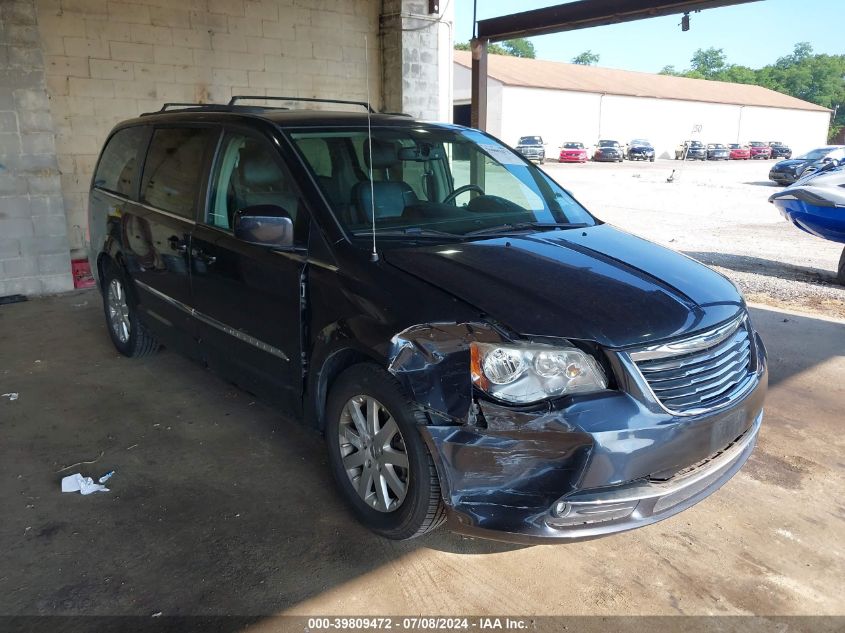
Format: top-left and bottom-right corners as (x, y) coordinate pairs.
(689, 47), (728, 79)
(453, 38), (536, 59)
(571, 50), (600, 66)
(499, 38), (536, 58)
(659, 65), (679, 76)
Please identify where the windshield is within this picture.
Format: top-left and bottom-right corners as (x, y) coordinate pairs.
(598, 140), (618, 147)
(796, 148), (832, 160)
(630, 139), (650, 146)
(563, 142), (583, 149)
(709, 144), (726, 149)
(728, 144), (741, 149)
(518, 136), (542, 145)
(750, 142), (767, 147)
(290, 127), (596, 240)
(689, 141), (703, 148)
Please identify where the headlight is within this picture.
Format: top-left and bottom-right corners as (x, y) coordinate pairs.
(470, 342), (607, 404)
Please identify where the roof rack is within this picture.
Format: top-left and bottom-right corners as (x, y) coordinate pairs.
(229, 95), (375, 113)
(140, 102), (232, 116)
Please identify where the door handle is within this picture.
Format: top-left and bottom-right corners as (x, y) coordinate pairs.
(193, 248), (216, 265)
(168, 235), (187, 253)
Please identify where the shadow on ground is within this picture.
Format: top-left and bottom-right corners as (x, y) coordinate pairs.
(684, 251), (839, 285)
(747, 305), (845, 389)
(743, 181), (781, 187)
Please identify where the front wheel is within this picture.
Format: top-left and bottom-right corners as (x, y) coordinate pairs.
(325, 364), (445, 540)
(101, 261), (159, 358)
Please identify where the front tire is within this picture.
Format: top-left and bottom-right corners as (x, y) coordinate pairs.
(325, 364), (445, 540)
(838, 247), (845, 285)
(101, 261), (159, 358)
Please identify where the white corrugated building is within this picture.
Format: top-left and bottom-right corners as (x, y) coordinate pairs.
(453, 51), (831, 159)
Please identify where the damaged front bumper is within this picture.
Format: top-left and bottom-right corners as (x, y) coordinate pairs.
(419, 377), (765, 544)
(388, 321), (766, 544)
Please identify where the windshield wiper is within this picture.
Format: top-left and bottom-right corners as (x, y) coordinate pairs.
(351, 227), (461, 238)
(463, 222), (588, 237)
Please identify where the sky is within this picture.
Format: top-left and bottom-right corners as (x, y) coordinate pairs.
(452, 0), (844, 74)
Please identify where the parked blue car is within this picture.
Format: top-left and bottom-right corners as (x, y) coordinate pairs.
(770, 163), (845, 283)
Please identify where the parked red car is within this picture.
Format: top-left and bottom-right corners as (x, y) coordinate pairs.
(749, 142), (772, 159)
(728, 143), (750, 160)
(559, 142), (588, 163)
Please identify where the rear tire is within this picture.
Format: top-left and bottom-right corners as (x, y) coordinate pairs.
(838, 247), (845, 285)
(325, 364), (445, 540)
(101, 261), (159, 358)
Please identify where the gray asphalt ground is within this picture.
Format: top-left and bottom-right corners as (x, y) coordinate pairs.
(0, 295), (842, 620)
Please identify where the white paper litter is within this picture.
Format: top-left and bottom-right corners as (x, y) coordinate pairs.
(2, 393), (19, 401)
(61, 473), (110, 495)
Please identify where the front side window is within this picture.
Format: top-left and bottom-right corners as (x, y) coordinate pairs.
(94, 126), (148, 197)
(290, 127), (595, 242)
(141, 127), (215, 218)
(208, 131), (307, 243)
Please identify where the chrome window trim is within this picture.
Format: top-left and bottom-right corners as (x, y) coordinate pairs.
(98, 187), (337, 270)
(93, 187), (197, 225)
(134, 280), (289, 362)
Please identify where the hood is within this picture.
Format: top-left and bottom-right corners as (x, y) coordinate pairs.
(773, 159), (810, 170)
(383, 224), (743, 348)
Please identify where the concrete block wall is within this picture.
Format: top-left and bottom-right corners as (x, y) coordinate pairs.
(0, 0), (453, 296)
(382, 0), (451, 121)
(35, 0), (382, 262)
(0, 0), (74, 296)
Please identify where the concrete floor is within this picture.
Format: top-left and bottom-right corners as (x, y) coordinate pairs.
(0, 290), (843, 620)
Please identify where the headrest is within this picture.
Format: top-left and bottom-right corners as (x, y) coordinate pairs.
(239, 147), (281, 187)
(364, 139), (398, 170)
(355, 181), (418, 219)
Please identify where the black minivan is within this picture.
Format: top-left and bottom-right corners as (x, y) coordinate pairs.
(88, 98), (767, 544)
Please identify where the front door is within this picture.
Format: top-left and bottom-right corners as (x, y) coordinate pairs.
(190, 129), (308, 412)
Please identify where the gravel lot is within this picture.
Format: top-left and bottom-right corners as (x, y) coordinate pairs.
(543, 158), (845, 319)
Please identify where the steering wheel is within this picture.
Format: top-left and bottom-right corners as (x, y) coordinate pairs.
(443, 184), (485, 205)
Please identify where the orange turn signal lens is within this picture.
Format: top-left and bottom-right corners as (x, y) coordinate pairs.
(470, 342), (489, 391)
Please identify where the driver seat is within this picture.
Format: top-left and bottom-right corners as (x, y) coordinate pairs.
(353, 139), (417, 221)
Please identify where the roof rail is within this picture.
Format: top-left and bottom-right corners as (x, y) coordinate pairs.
(229, 95), (374, 113)
(140, 102), (230, 116)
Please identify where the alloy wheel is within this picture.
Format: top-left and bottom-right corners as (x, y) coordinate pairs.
(338, 395), (409, 512)
(107, 278), (131, 344)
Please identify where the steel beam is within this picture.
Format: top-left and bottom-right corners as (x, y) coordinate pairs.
(470, 38), (488, 131)
(477, 0), (761, 42)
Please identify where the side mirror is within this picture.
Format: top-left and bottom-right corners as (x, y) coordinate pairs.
(234, 204), (294, 248)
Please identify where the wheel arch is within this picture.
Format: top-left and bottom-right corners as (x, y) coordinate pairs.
(306, 331), (387, 432)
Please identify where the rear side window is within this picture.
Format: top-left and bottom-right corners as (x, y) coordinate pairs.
(141, 127), (216, 218)
(93, 126), (148, 197)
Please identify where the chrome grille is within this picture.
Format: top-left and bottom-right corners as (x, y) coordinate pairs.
(630, 316), (753, 414)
